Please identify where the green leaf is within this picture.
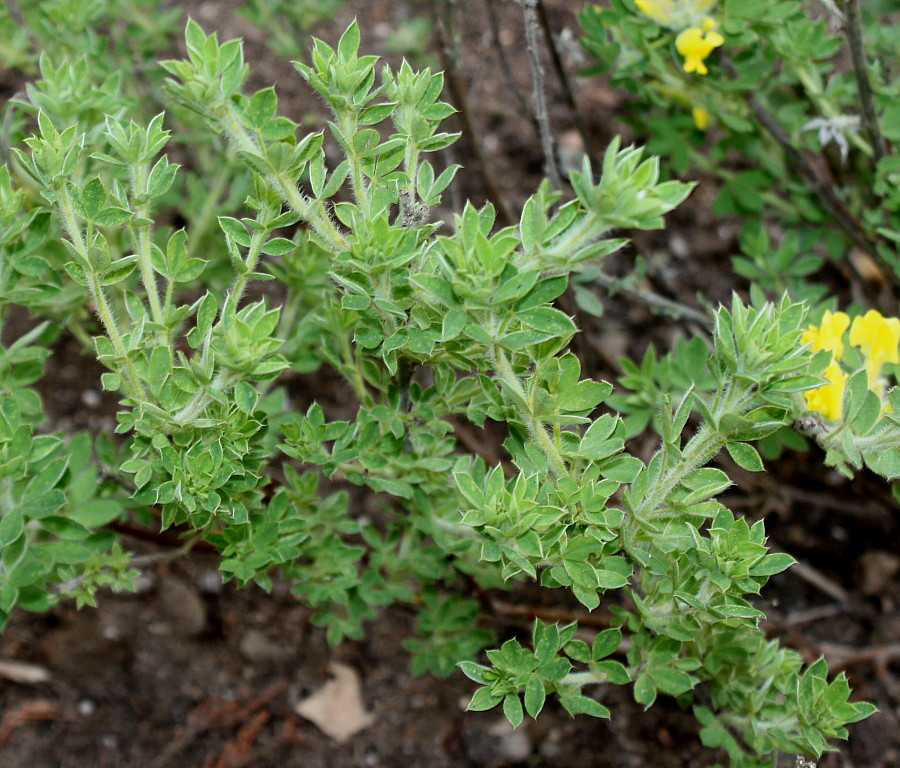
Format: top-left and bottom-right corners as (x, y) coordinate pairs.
(457, 661), (490, 684)
(649, 667), (694, 696)
(441, 310), (467, 341)
(502, 693), (524, 727)
(466, 687), (502, 711)
(68, 500), (121, 528)
(261, 237), (296, 256)
(516, 307), (576, 336)
(524, 677), (546, 718)
(560, 694), (610, 718)
(0, 511), (24, 546)
(64, 262), (89, 287)
(94, 207), (132, 227)
(749, 552), (795, 576)
(101, 256), (139, 286)
(726, 442), (765, 472)
(234, 381), (258, 413)
(218, 216), (251, 247)
(337, 19), (360, 60)
(591, 628), (622, 660)
(633, 674), (657, 708)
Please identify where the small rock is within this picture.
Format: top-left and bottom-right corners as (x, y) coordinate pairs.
(157, 576), (206, 637)
(239, 629), (290, 664)
(196, 570), (223, 595)
(463, 715), (533, 766)
(859, 551), (900, 596)
(487, 718), (532, 762)
(130, 572), (156, 595)
(81, 390), (101, 408)
(100, 734), (118, 749)
(668, 232), (690, 259)
(78, 699), (96, 716)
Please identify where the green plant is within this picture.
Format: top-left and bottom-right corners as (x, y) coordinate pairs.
(1, 16), (891, 768)
(238, 0), (345, 58)
(579, 0), (899, 303)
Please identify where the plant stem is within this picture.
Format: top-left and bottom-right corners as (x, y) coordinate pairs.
(629, 382), (751, 538)
(492, 343), (568, 477)
(220, 101), (348, 250)
(130, 161), (165, 332)
(57, 186), (145, 400)
(339, 114), (371, 217)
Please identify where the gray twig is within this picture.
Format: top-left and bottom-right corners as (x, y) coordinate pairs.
(535, 0), (598, 170)
(430, 0), (515, 226)
(593, 271), (711, 326)
(518, 0), (563, 191)
(485, 0), (531, 117)
(4, 0), (23, 25)
(842, 0), (887, 164)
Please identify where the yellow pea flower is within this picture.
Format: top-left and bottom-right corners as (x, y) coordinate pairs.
(849, 309), (900, 387)
(634, 0), (718, 29)
(635, 0), (677, 26)
(804, 360), (847, 422)
(801, 310), (850, 359)
(692, 106), (709, 130)
(675, 20), (724, 75)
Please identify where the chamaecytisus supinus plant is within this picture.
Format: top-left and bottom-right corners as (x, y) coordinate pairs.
(2, 19), (889, 767)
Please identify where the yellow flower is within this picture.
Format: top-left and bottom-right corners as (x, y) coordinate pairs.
(692, 106), (709, 130)
(675, 22), (724, 75)
(849, 309), (900, 387)
(804, 360), (847, 421)
(801, 310), (850, 359)
(635, 0), (676, 26)
(634, 0), (718, 29)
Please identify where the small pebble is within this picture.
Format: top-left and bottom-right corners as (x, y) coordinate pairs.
(100, 734), (118, 749)
(239, 629), (290, 664)
(157, 576), (206, 637)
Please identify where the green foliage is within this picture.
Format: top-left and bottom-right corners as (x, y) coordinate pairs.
(0, 13), (887, 768)
(580, 0), (900, 298)
(238, 0), (344, 58)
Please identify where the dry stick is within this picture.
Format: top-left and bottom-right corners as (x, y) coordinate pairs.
(779, 602), (849, 628)
(4, 0), (23, 25)
(519, 0), (563, 192)
(487, 0), (572, 187)
(843, 0), (887, 164)
(535, 0), (599, 171)
(485, 0), (531, 117)
(769, 544), (851, 604)
(820, 642), (900, 672)
(430, 0), (515, 226)
(491, 599), (613, 629)
(722, 57), (886, 277)
(593, 271), (711, 326)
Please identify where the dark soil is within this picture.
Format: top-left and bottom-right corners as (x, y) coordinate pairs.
(1, 2), (898, 767)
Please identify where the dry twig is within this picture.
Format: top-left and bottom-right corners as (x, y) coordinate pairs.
(518, 0), (563, 191)
(842, 0), (887, 164)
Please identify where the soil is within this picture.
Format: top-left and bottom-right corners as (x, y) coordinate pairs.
(1, 2), (898, 767)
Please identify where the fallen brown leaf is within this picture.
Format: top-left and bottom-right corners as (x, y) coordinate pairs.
(295, 663), (375, 743)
